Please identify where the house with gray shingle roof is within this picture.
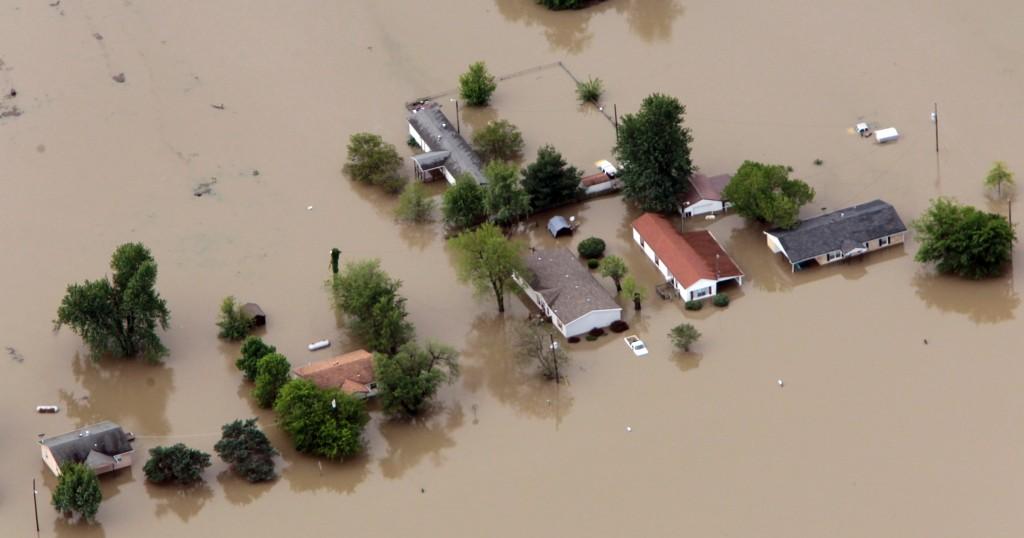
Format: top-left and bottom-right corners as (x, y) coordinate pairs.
(407, 102), (487, 185)
(513, 248), (622, 338)
(39, 421), (135, 477)
(764, 199), (907, 271)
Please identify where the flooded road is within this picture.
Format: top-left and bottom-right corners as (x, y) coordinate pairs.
(2, 1), (1022, 536)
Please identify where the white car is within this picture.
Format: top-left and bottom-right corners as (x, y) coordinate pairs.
(624, 335), (648, 356)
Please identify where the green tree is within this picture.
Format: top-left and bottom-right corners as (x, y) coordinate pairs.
(442, 174), (488, 230)
(252, 352), (292, 408)
(722, 161), (815, 229)
(449, 223), (527, 313)
(599, 255), (628, 291)
(912, 197), (1016, 279)
(669, 323), (701, 352)
(537, 0), (587, 9)
(214, 418), (277, 482)
(52, 463), (102, 521)
(329, 260), (414, 354)
(521, 145), (584, 212)
(394, 181), (436, 223)
(577, 237), (606, 259)
(375, 341), (460, 419)
(217, 296), (253, 341)
(621, 275), (647, 311)
(143, 443), (211, 486)
(514, 319), (568, 381)
(274, 379), (369, 460)
(576, 77), (603, 104)
(235, 336), (277, 382)
(471, 119), (524, 163)
(458, 61), (497, 106)
(55, 242), (171, 362)
(613, 93), (695, 213)
(342, 132), (405, 193)
(985, 161), (1015, 198)
(484, 161), (531, 226)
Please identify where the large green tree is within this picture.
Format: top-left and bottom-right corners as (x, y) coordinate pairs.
(722, 160), (815, 229)
(52, 463), (102, 522)
(599, 255), (628, 292)
(484, 161), (531, 226)
(329, 260), (414, 354)
(235, 336), (277, 382)
(342, 132), (405, 193)
(252, 352), (292, 408)
(143, 443), (211, 486)
(375, 341), (460, 419)
(214, 418), (277, 482)
(442, 174), (488, 230)
(55, 242), (171, 362)
(458, 61), (497, 106)
(521, 145), (583, 212)
(448, 223), (526, 313)
(613, 93), (694, 213)
(274, 379), (369, 460)
(912, 197), (1015, 279)
(472, 120), (524, 163)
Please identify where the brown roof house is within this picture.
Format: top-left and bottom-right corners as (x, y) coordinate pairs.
(294, 349), (378, 398)
(40, 421), (135, 477)
(513, 248), (622, 337)
(632, 213), (744, 302)
(679, 173), (732, 218)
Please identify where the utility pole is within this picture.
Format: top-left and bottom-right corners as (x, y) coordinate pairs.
(33, 479), (40, 537)
(549, 334), (560, 384)
(613, 104), (619, 141)
(932, 103), (939, 153)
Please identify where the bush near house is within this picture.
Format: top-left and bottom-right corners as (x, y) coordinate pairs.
(684, 300), (703, 311)
(274, 379), (369, 460)
(609, 320), (630, 333)
(143, 443), (211, 486)
(588, 327), (606, 337)
(52, 463), (102, 522)
(712, 294), (730, 307)
(472, 120), (525, 163)
(577, 237), (606, 259)
(586, 258), (600, 269)
(252, 352), (292, 409)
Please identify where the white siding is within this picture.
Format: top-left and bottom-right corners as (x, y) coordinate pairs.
(683, 199), (724, 217)
(765, 233), (786, 255)
(408, 124), (429, 152)
(563, 309), (623, 338)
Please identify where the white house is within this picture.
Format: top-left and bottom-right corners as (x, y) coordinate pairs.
(632, 213), (744, 301)
(407, 101), (486, 185)
(40, 421), (135, 477)
(514, 248), (622, 337)
(679, 173), (732, 218)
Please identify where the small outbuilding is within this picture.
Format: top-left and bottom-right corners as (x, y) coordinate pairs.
(679, 173), (732, 218)
(241, 303), (266, 327)
(547, 216), (574, 237)
(40, 421), (135, 477)
(875, 127), (899, 143)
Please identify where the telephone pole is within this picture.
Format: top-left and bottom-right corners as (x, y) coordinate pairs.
(33, 479), (40, 537)
(932, 103), (939, 153)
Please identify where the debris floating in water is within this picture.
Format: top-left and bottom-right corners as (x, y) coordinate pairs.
(308, 339), (330, 351)
(112, 73), (126, 84)
(307, 205), (314, 211)
(36, 405), (59, 414)
(625, 426), (632, 432)
(777, 379), (784, 387)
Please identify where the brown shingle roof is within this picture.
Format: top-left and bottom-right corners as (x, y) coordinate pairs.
(522, 248), (620, 324)
(681, 173), (731, 205)
(581, 172), (612, 187)
(632, 213), (743, 288)
(294, 350), (375, 395)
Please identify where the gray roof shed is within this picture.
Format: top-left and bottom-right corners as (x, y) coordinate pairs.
(547, 216), (573, 237)
(41, 421), (133, 468)
(767, 200), (907, 263)
(407, 103), (487, 185)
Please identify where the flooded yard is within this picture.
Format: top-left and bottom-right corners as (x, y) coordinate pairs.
(1, 1), (1022, 536)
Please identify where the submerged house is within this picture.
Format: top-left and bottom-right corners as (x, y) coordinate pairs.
(294, 349), (378, 398)
(632, 213), (744, 301)
(679, 173), (732, 218)
(764, 199), (907, 271)
(40, 421), (135, 477)
(513, 248), (622, 338)
(407, 102), (486, 185)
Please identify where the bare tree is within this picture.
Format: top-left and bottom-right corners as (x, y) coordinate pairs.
(514, 319), (568, 382)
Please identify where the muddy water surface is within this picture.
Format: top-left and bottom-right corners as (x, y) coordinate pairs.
(2, 1), (1022, 536)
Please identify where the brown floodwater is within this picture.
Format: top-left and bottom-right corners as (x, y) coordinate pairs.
(2, 0), (1022, 536)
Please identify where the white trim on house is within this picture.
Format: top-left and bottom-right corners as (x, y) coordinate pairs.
(682, 199), (732, 217)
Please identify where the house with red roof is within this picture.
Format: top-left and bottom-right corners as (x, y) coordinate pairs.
(294, 349), (378, 399)
(631, 213), (744, 302)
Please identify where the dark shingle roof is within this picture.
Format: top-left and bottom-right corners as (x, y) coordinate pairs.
(41, 421), (133, 467)
(408, 103), (486, 185)
(523, 248), (620, 324)
(767, 200), (907, 263)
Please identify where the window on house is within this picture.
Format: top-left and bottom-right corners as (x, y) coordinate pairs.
(692, 287), (712, 299)
(879, 236), (891, 246)
(826, 250), (843, 262)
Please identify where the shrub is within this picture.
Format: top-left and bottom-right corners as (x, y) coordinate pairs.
(214, 419), (277, 482)
(252, 352), (292, 408)
(459, 61), (497, 106)
(395, 181), (435, 223)
(577, 237), (606, 259)
(712, 294), (730, 307)
(669, 323), (701, 352)
(52, 463), (101, 521)
(143, 443), (211, 486)
(406, 135), (418, 148)
(576, 77), (603, 104)
(567, 336), (581, 344)
(609, 320), (629, 333)
(235, 336), (276, 382)
(342, 132), (405, 193)
(472, 120), (524, 163)
(217, 296), (253, 341)
(588, 327), (606, 337)
(585, 334), (598, 341)
(587, 258), (600, 269)
(684, 300), (703, 311)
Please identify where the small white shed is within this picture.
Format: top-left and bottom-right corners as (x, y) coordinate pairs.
(875, 127), (899, 143)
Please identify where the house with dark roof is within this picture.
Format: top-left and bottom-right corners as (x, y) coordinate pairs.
(632, 213), (744, 302)
(407, 102), (486, 185)
(513, 248), (622, 337)
(679, 173), (732, 218)
(40, 421), (135, 477)
(294, 349), (378, 398)
(764, 199), (907, 271)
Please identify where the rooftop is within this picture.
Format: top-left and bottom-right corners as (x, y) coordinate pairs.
(294, 349), (376, 396)
(632, 213), (743, 288)
(681, 173), (731, 206)
(522, 248), (620, 324)
(408, 102), (487, 185)
(767, 199), (907, 263)
(42, 421), (134, 466)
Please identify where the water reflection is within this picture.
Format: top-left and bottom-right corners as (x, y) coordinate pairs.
(620, 0), (684, 42)
(378, 404), (463, 479)
(217, 470), (275, 506)
(913, 271), (1019, 324)
(282, 453), (370, 495)
(461, 314), (575, 420)
(672, 351), (702, 373)
(147, 482), (213, 522)
(459, 105), (499, 137)
(54, 518), (106, 538)
(58, 354), (173, 436)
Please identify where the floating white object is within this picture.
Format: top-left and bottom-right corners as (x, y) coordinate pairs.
(626, 426), (632, 432)
(307, 205), (314, 211)
(594, 159), (619, 177)
(36, 405), (59, 413)
(704, 214), (716, 221)
(777, 379), (784, 387)
(307, 339), (330, 351)
(875, 127), (899, 143)
(856, 122), (869, 135)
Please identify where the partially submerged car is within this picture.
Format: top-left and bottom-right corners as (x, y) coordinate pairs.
(624, 335), (648, 356)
